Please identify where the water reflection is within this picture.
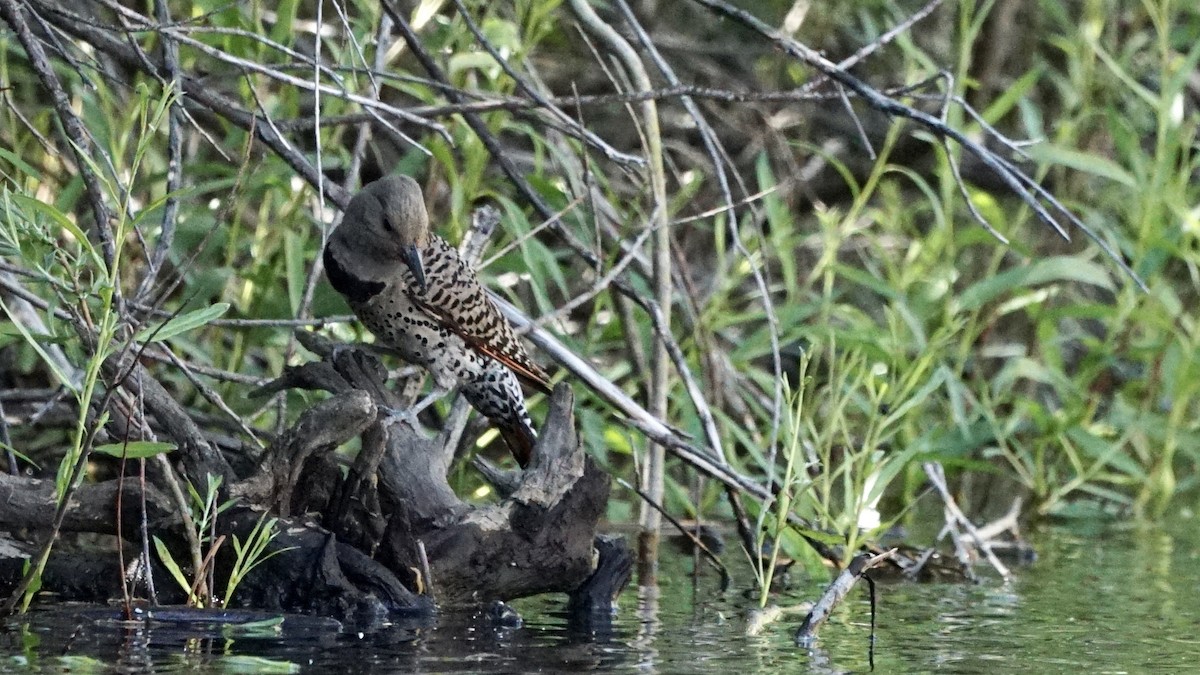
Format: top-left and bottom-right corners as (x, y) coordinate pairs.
(2, 521), (1198, 672)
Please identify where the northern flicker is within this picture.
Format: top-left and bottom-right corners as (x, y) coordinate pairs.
(323, 175), (551, 467)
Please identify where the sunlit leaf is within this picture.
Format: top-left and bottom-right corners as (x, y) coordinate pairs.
(153, 536), (195, 603)
(216, 655), (300, 674)
(92, 441), (176, 459)
(136, 303), (229, 343)
(956, 256), (1114, 312)
(1024, 144), (1137, 187)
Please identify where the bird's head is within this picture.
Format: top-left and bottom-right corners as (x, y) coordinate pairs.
(341, 175), (430, 292)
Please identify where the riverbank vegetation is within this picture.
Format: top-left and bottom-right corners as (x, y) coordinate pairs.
(1, 0), (1197, 630)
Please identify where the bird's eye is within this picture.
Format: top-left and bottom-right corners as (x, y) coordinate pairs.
(381, 216), (395, 233)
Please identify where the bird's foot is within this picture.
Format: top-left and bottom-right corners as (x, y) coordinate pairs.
(379, 405), (427, 434)
(329, 343), (356, 364)
(378, 387), (449, 434)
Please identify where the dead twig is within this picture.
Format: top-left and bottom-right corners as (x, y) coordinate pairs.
(794, 549), (896, 646)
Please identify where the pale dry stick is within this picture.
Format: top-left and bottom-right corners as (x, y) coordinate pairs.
(378, 0), (694, 434)
(38, 0), (354, 211)
(875, 69), (1014, 243)
(459, 204), (503, 267)
(129, 304), (356, 329)
(138, 349), (265, 386)
(276, 84), (840, 130)
(154, 347), (265, 447)
(612, 0), (769, 559)
(91, 0), (345, 86)
(496, 298), (761, 495)
(132, 0), (183, 307)
(472, 294), (850, 564)
(794, 548), (896, 645)
(4, 10), (243, 480)
(564, 26), (749, 397)
(691, 0), (1145, 290)
(0, 88), (55, 153)
(129, 374), (161, 605)
(86, 0), (436, 156)
(974, 498), (1023, 542)
(797, 0), (946, 95)
(310, 6), (393, 345)
(380, 0), (572, 251)
(416, 540), (436, 600)
(568, 0), (672, 574)
(240, 71), (319, 429)
(242, 73), (309, 192)
(478, 197), (586, 272)
(309, 0), (327, 295)
(614, 0), (763, 467)
(44, 0), (235, 164)
(0, 399), (15, 474)
(908, 89), (1040, 160)
(0, 272), (79, 387)
(447, 0), (643, 167)
(923, 461), (1011, 580)
(155, 25), (445, 145)
(932, 517), (978, 582)
(342, 9), (394, 192)
(569, 84), (605, 278)
(481, 184), (732, 486)
(614, 476), (730, 585)
(531, 221), (655, 331)
(669, 185), (780, 226)
(935, 93), (1010, 242)
(0, 336), (157, 614)
(281, 0), (364, 410)
(836, 82), (876, 160)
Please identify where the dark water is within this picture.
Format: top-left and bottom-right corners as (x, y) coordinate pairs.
(4, 521), (1199, 673)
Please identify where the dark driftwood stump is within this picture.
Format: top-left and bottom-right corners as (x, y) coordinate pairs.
(376, 384), (610, 604)
(0, 337), (625, 620)
(228, 337), (619, 612)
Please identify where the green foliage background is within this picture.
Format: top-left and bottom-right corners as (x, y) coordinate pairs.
(1, 0), (1198, 579)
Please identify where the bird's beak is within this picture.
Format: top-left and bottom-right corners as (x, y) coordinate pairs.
(400, 244), (427, 294)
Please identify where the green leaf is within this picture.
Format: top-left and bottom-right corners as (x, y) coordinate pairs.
(268, 0), (299, 46)
(92, 441), (176, 459)
(881, 367), (947, 430)
(136, 303), (229, 343)
(0, 296), (78, 391)
(54, 656), (107, 674)
(956, 256), (1114, 312)
(0, 147), (41, 179)
(1024, 144), (1137, 187)
(791, 526), (844, 546)
(284, 231), (305, 316)
(10, 194), (102, 269)
(216, 656), (300, 674)
(153, 536), (194, 600)
(0, 442), (39, 470)
(449, 52), (501, 76)
(981, 66), (1043, 125)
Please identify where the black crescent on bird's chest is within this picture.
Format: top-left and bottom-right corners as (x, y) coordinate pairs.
(323, 246), (384, 304)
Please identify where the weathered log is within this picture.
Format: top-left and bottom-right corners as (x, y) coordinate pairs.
(0, 545), (183, 604)
(220, 507), (432, 620)
(568, 534), (634, 616)
(0, 474), (176, 535)
(232, 389), (376, 516)
(376, 384), (609, 605)
(223, 339), (613, 612)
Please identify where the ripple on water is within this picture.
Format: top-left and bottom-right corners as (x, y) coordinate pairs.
(4, 521), (1199, 672)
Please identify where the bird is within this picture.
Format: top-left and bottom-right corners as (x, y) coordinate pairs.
(322, 175), (551, 467)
